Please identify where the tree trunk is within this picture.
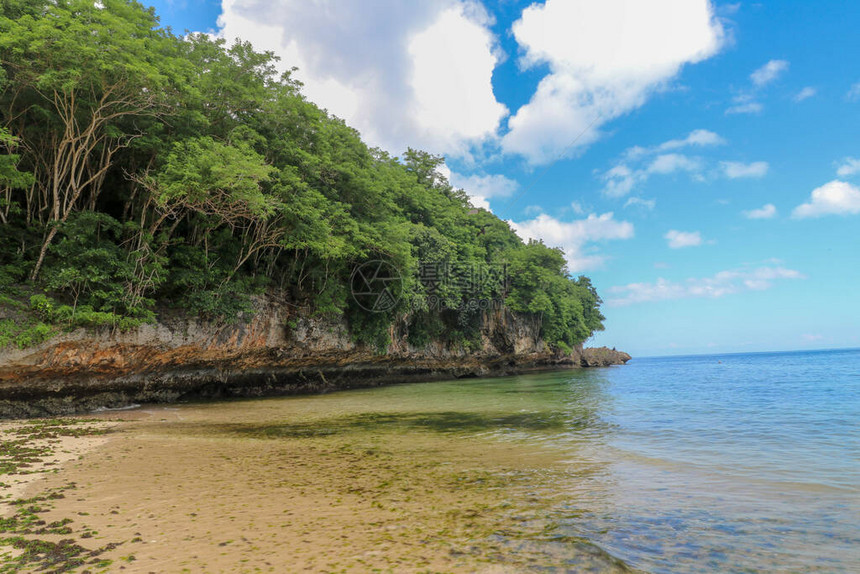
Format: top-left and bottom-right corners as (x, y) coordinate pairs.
(30, 224), (58, 281)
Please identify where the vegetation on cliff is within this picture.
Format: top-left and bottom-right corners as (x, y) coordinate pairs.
(0, 0), (605, 353)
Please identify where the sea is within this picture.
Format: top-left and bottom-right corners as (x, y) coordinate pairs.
(340, 348), (860, 572)
(531, 348), (860, 572)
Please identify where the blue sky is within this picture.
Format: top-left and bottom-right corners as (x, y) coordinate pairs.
(147, 0), (860, 357)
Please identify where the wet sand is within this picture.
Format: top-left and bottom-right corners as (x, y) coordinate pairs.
(0, 419), (115, 506)
(1, 397), (631, 573)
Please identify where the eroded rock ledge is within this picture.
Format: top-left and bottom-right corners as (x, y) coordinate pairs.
(0, 296), (629, 418)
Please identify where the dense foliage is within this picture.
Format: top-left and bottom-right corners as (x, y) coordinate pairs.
(0, 0), (604, 352)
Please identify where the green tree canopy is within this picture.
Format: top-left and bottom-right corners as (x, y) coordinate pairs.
(0, 0), (607, 352)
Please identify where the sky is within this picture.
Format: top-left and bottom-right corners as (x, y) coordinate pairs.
(147, 0), (860, 357)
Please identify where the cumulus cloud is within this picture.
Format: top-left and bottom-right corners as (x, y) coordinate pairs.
(508, 212), (634, 271)
(437, 163), (488, 210)
(664, 230), (703, 249)
(847, 82), (860, 101)
(792, 180), (860, 218)
(216, 0), (506, 156)
(408, 5), (508, 152)
(835, 157), (860, 177)
(450, 173), (517, 198)
(750, 59), (789, 87)
(743, 204), (777, 219)
(721, 161), (769, 178)
(501, 0), (724, 164)
(607, 266), (806, 306)
(448, 171), (518, 211)
(794, 87), (817, 102)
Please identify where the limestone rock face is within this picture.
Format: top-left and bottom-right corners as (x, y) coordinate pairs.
(0, 294), (629, 418)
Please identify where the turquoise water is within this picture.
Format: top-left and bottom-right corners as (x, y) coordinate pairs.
(549, 349), (860, 572)
(305, 348), (860, 572)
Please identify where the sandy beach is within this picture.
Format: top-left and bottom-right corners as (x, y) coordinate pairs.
(1, 400), (631, 573)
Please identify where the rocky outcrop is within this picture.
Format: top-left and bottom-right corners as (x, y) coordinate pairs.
(581, 346), (633, 367)
(0, 294), (629, 418)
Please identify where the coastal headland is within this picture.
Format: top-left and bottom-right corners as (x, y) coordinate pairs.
(0, 295), (629, 418)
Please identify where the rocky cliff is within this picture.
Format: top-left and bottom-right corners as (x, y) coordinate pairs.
(0, 294), (630, 418)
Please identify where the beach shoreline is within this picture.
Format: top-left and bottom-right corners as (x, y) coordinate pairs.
(0, 293), (628, 419)
(1, 400), (635, 573)
(0, 347), (630, 419)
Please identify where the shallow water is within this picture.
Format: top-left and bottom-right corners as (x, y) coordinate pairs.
(45, 348), (860, 572)
(568, 349), (860, 573)
(282, 348), (859, 572)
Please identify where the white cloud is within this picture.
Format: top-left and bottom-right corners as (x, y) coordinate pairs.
(602, 164), (638, 197)
(626, 129), (725, 159)
(436, 163), (453, 181)
(501, 0), (724, 164)
(448, 171), (518, 211)
(602, 129), (721, 196)
(718, 3), (741, 16)
(725, 98), (763, 115)
(792, 180), (860, 218)
(725, 60), (788, 115)
(656, 129), (726, 151)
(508, 212), (634, 271)
(602, 134), (767, 197)
(467, 196), (491, 211)
(216, 0), (505, 157)
(721, 160), (769, 178)
(664, 230), (703, 249)
(450, 173), (517, 198)
(847, 82), (860, 101)
(624, 197), (656, 210)
(750, 59), (789, 87)
(743, 204), (777, 219)
(648, 153), (703, 175)
(793, 87), (817, 102)
(408, 5), (508, 152)
(607, 266), (805, 306)
(439, 161), (490, 210)
(802, 333), (824, 342)
(836, 157), (860, 177)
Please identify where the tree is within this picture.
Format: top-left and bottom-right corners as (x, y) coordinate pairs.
(0, 0), (609, 354)
(574, 275), (605, 335)
(0, 0), (183, 279)
(505, 241), (598, 352)
(136, 136), (278, 283)
(0, 126), (33, 224)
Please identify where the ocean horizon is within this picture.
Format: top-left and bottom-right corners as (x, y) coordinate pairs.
(634, 346), (860, 360)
